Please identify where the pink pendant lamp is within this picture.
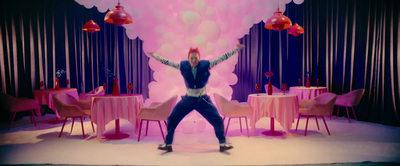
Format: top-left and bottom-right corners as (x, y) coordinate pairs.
(288, 23), (304, 36)
(265, 8), (292, 31)
(82, 19), (100, 33)
(104, 2), (133, 26)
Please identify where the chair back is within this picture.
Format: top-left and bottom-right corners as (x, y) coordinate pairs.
(336, 89), (365, 107)
(137, 96), (178, 120)
(264, 84), (283, 93)
(313, 93), (337, 116)
(94, 86), (105, 95)
(214, 93), (234, 116)
(52, 93), (84, 117)
(156, 96), (178, 119)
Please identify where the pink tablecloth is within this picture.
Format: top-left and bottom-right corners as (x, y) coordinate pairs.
(247, 93), (299, 132)
(289, 86), (328, 100)
(91, 94), (143, 137)
(33, 88), (79, 118)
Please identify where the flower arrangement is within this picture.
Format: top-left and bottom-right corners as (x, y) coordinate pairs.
(264, 71), (274, 95)
(103, 68), (116, 78)
(264, 71), (274, 77)
(55, 69), (66, 78)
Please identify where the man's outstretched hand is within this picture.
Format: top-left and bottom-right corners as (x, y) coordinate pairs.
(236, 44), (246, 50)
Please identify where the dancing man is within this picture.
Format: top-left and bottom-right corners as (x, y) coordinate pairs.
(147, 44), (245, 152)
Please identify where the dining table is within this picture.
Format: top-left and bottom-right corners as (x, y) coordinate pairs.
(247, 93), (299, 136)
(33, 88), (79, 119)
(289, 86), (328, 100)
(91, 94), (143, 139)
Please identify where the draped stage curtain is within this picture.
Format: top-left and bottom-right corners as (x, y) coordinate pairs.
(0, 0), (152, 99)
(0, 0), (399, 126)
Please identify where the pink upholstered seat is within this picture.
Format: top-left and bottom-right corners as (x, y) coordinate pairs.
(331, 89), (365, 123)
(0, 93), (40, 130)
(136, 96), (178, 142)
(78, 86), (105, 101)
(52, 93), (94, 138)
(213, 93), (252, 137)
(296, 93), (337, 136)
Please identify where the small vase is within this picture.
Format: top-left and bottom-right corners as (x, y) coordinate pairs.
(112, 79), (120, 96)
(306, 76), (311, 88)
(55, 78), (60, 90)
(267, 80), (272, 95)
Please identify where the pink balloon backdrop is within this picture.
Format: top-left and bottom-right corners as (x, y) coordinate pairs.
(75, 0), (304, 105)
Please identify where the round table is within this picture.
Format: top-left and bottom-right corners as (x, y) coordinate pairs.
(247, 93), (299, 136)
(289, 86), (328, 100)
(91, 94), (143, 139)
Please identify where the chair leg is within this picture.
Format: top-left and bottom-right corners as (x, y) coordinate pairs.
(245, 117), (249, 137)
(90, 117), (95, 132)
(137, 119), (143, 142)
(8, 112), (17, 131)
(352, 107), (357, 121)
(30, 110), (37, 127)
(336, 106), (340, 117)
(70, 117), (75, 134)
(59, 117), (68, 137)
(80, 117), (85, 138)
(295, 114), (301, 131)
(239, 117), (242, 132)
(145, 120), (149, 136)
(158, 121), (165, 142)
(164, 121), (167, 127)
(321, 116), (331, 135)
(304, 116), (310, 136)
(315, 116), (319, 130)
(225, 118), (231, 137)
(346, 107), (350, 123)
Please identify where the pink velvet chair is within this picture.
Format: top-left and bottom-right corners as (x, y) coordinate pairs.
(296, 93), (337, 136)
(264, 84), (283, 93)
(0, 93), (40, 130)
(78, 86), (105, 101)
(52, 93), (95, 138)
(136, 96), (178, 142)
(213, 93), (252, 137)
(331, 89), (365, 123)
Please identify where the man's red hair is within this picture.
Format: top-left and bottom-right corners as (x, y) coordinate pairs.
(188, 48), (200, 59)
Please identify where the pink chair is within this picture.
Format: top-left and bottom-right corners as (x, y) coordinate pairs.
(332, 89), (365, 123)
(78, 86), (105, 100)
(136, 96), (177, 142)
(52, 93), (94, 138)
(296, 93), (337, 136)
(0, 93), (40, 130)
(264, 84), (283, 93)
(213, 93), (252, 137)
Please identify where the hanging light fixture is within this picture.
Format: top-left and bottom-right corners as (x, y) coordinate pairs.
(264, 8), (292, 31)
(288, 23), (304, 37)
(104, 1), (133, 26)
(82, 19), (100, 33)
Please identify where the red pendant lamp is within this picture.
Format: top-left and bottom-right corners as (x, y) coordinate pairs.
(104, 2), (133, 26)
(82, 19), (100, 33)
(288, 23), (304, 36)
(265, 8), (292, 31)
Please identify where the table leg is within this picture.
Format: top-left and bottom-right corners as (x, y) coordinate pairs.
(104, 119), (129, 139)
(115, 119), (120, 136)
(270, 117), (275, 134)
(261, 117), (284, 136)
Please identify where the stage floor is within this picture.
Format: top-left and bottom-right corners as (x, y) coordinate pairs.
(1, 113), (400, 165)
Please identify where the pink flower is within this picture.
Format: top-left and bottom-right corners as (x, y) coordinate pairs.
(264, 71), (274, 77)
